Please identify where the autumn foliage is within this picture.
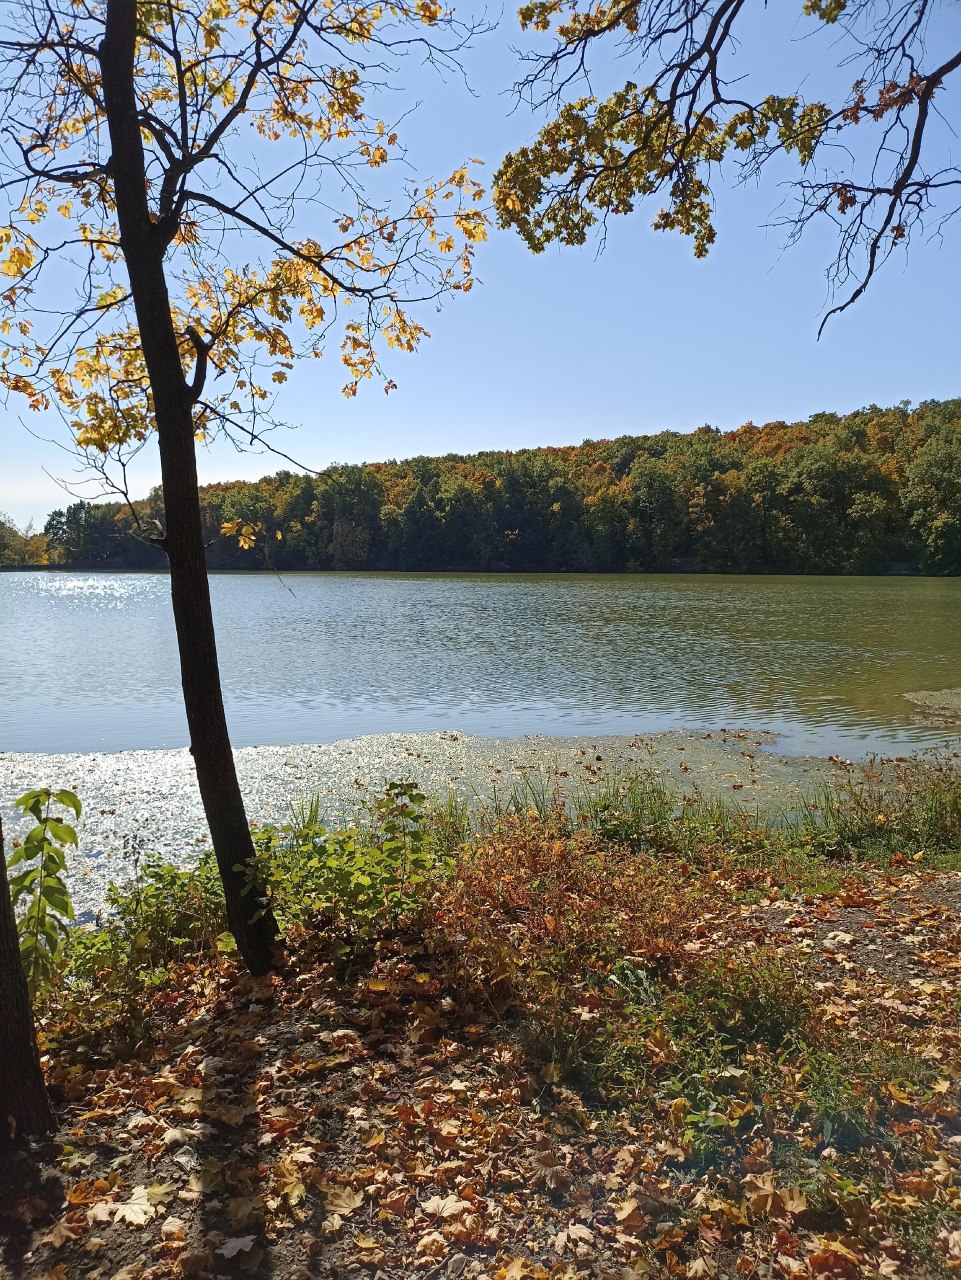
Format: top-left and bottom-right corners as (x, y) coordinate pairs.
(28, 397), (961, 575)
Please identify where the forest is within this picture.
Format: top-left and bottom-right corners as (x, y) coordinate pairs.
(8, 398), (958, 577)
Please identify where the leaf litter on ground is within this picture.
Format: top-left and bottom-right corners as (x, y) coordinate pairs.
(1, 826), (961, 1280)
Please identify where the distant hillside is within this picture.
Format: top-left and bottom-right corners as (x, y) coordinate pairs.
(19, 398), (961, 575)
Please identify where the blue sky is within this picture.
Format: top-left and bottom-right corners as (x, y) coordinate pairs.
(1, 5), (959, 528)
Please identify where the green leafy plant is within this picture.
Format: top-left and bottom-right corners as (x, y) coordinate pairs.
(8, 787), (80, 997)
(57, 851), (227, 1054)
(251, 779), (439, 943)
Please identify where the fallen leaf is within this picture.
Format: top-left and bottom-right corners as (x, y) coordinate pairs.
(41, 1220), (81, 1248)
(113, 1186), (156, 1226)
(217, 1234), (258, 1258)
(423, 1193), (471, 1218)
(323, 1186), (364, 1216)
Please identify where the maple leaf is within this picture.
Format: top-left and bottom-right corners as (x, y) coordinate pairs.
(422, 1192), (471, 1218)
(353, 1232), (387, 1263)
(323, 1186), (364, 1216)
(781, 1185), (807, 1216)
(275, 1155), (307, 1205)
(113, 1186), (156, 1226)
(65, 1181), (99, 1206)
(226, 1194), (265, 1225)
(567, 1223), (594, 1243)
(179, 1167), (222, 1203)
(14, 1196), (49, 1224)
(615, 1195), (639, 1222)
(41, 1220), (81, 1248)
(687, 1259), (717, 1278)
(498, 1261), (550, 1280)
(379, 1188), (411, 1215)
(217, 1235), (258, 1258)
(530, 1148), (572, 1193)
(808, 1244), (861, 1280)
(161, 1126), (195, 1147)
(147, 1182), (177, 1208)
(416, 1230), (448, 1258)
(938, 1229), (961, 1262)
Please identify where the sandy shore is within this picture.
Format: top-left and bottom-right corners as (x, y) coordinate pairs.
(1, 729), (834, 919)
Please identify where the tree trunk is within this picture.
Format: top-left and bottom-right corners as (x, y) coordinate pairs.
(159, 435), (280, 978)
(99, 0), (279, 975)
(0, 818), (56, 1141)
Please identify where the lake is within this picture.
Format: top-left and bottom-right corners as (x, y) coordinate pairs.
(1, 570), (958, 757)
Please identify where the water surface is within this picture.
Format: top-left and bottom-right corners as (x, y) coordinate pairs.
(1, 571), (958, 757)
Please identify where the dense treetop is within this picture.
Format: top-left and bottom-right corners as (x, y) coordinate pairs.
(8, 397), (961, 575)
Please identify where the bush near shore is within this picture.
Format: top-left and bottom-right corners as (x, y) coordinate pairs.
(3, 758), (961, 1280)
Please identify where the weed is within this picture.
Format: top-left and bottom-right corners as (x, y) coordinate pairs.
(670, 950), (816, 1049)
(7, 787), (81, 997)
(804, 755), (961, 865)
(252, 778), (440, 944)
(55, 852), (226, 1052)
(575, 769), (676, 848)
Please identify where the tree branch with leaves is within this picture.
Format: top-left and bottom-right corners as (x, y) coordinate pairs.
(494, 0), (960, 331)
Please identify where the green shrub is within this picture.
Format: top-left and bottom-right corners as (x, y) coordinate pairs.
(251, 779), (439, 943)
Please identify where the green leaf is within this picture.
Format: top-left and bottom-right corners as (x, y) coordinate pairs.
(40, 918), (61, 949)
(53, 789), (82, 818)
(5, 843), (32, 869)
(9, 866), (41, 895)
(40, 884), (74, 919)
(45, 819), (78, 846)
(15, 789), (49, 818)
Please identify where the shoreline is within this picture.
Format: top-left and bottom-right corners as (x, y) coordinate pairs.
(2, 728), (835, 920)
(0, 563), (942, 577)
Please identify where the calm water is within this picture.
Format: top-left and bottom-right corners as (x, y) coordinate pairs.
(1, 571), (958, 757)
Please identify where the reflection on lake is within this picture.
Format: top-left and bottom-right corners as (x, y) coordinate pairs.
(1, 570), (958, 756)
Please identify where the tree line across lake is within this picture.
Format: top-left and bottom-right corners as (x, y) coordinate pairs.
(5, 398), (960, 576)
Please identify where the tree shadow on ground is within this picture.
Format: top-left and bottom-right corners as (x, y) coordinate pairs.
(0, 1137), (65, 1276)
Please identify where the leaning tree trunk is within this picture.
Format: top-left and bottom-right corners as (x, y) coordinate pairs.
(100, 0), (279, 975)
(0, 818), (56, 1141)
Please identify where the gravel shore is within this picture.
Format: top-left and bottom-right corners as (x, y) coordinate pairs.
(2, 729), (832, 920)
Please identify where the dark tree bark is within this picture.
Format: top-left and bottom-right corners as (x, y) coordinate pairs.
(0, 818), (56, 1141)
(99, 0), (279, 976)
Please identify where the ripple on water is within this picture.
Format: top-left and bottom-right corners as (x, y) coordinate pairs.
(1, 570), (959, 755)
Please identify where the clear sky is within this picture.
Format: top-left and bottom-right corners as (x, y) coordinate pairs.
(2, 6), (959, 529)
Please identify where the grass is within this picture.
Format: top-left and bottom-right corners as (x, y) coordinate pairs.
(48, 753), (960, 1053)
(801, 752), (961, 867)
